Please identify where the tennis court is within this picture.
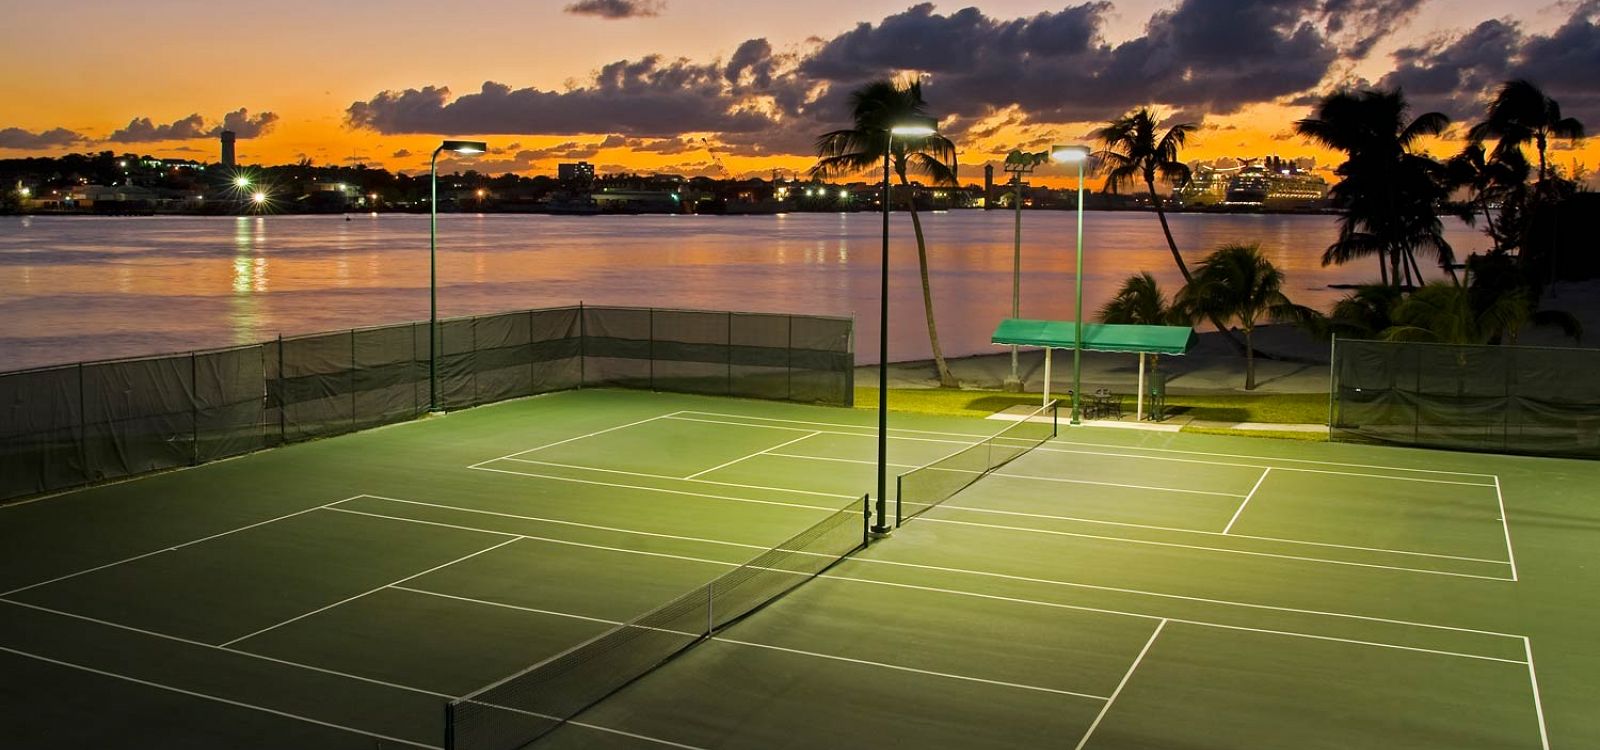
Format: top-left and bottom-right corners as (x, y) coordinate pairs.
(1, 388), (1595, 749)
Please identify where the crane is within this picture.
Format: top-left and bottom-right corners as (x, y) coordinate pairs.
(700, 138), (731, 179)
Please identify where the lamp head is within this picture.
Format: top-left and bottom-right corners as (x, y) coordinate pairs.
(441, 140), (488, 155)
(1050, 145), (1091, 163)
(889, 117), (939, 137)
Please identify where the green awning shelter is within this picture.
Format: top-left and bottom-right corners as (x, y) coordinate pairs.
(991, 318), (1197, 418)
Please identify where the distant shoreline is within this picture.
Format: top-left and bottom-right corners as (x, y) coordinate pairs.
(3, 204), (1340, 219)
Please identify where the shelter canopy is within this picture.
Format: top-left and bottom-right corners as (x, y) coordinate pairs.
(991, 318), (1197, 355)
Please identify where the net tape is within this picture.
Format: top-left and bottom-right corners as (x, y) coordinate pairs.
(445, 497), (868, 750)
(896, 401), (1058, 525)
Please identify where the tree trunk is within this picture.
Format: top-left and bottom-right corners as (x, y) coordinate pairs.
(1244, 327), (1256, 391)
(899, 173), (958, 387)
(1148, 177), (1248, 353)
(1377, 248), (1389, 287)
(1537, 133), (1547, 184)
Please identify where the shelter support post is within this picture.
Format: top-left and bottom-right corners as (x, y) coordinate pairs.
(1137, 352), (1146, 422)
(1043, 348), (1052, 407)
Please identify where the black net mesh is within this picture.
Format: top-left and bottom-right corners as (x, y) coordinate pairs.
(897, 402), (1058, 525)
(0, 306), (850, 504)
(447, 499), (867, 750)
(1332, 338), (1600, 458)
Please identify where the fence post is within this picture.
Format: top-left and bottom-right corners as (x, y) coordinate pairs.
(77, 362), (88, 488)
(786, 315), (794, 402)
(190, 352), (199, 466)
(648, 308), (656, 391)
(578, 302), (587, 389)
(349, 329), (357, 431)
(276, 334), (286, 443)
(726, 311), (734, 396)
(443, 702), (454, 750)
(1327, 335), (1337, 434)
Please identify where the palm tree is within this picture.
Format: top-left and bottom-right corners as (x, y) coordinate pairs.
(1446, 143), (1528, 254)
(1295, 89), (1456, 287)
(1469, 80), (1586, 186)
(1094, 110), (1198, 282)
(1383, 281), (1581, 345)
(812, 80), (961, 386)
(1100, 272), (1181, 398)
(1175, 244), (1307, 390)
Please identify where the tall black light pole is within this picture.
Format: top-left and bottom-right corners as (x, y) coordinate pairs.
(873, 120), (937, 534)
(429, 140), (488, 413)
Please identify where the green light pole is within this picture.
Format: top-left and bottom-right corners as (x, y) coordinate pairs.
(1051, 145), (1090, 425)
(1001, 150), (1047, 392)
(872, 120), (938, 535)
(429, 140), (487, 413)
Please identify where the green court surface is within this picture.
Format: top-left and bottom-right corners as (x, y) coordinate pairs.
(1, 388), (1596, 749)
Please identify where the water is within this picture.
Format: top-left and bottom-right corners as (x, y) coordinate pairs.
(0, 211), (1489, 371)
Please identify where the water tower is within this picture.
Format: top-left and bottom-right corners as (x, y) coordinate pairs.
(220, 130), (236, 168)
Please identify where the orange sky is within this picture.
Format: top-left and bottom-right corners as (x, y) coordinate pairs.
(3, 1), (1596, 189)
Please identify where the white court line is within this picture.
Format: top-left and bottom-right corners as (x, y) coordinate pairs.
(354, 495), (779, 551)
(0, 597), (697, 750)
(1075, 619), (1166, 750)
(478, 457), (1507, 569)
(678, 410), (1498, 479)
(763, 451), (1246, 499)
(0, 645), (438, 749)
(1224, 468), (1272, 534)
(219, 537), (523, 647)
(496, 457), (857, 499)
(469, 410), (685, 468)
(0, 498), (356, 598)
(685, 432), (820, 480)
(1524, 637), (1552, 750)
(1495, 476), (1520, 582)
(467, 464), (844, 512)
(927, 501), (1509, 565)
(915, 515), (1513, 581)
(390, 585), (1106, 701)
(859, 553), (1523, 639)
(346, 496), (1524, 651)
(825, 574), (1525, 665)
(666, 414), (1495, 487)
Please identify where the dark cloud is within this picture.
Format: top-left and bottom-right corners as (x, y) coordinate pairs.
(353, 0), (1457, 165)
(106, 108), (278, 142)
(564, 0), (664, 19)
(392, 148), (413, 158)
(0, 126), (85, 149)
(1375, 4), (1600, 123)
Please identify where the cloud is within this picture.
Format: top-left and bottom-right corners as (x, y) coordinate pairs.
(392, 148), (413, 158)
(0, 126), (85, 149)
(351, 0), (1449, 166)
(106, 108), (279, 142)
(564, 0), (664, 19)
(1374, 4), (1600, 123)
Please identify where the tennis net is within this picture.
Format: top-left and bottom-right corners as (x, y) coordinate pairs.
(896, 400), (1058, 525)
(445, 495), (870, 750)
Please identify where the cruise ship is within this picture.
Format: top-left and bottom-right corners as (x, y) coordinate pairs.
(1177, 157), (1329, 209)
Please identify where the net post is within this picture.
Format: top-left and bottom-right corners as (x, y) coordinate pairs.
(862, 494), (871, 546)
(894, 476), (903, 527)
(443, 701), (455, 750)
(1052, 400), (1059, 437)
(705, 582), (714, 636)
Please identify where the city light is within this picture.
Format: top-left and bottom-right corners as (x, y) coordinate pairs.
(251, 191), (267, 204)
(18, 187), (29, 197)
(234, 176), (251, 188)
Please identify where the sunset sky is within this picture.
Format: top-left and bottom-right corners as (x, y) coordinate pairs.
(3, 0), (1597, 187)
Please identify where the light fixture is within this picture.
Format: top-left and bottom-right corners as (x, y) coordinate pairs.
(1051, 144), (1091, 424)
(428, 139), (489, 412)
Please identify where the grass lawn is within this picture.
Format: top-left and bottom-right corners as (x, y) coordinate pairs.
(856, 387), (1330, 425)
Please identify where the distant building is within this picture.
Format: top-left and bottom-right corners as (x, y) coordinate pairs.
(983, 164), (995, 209)
(558, 162), (594, 181)
(220, 130), (236, 167)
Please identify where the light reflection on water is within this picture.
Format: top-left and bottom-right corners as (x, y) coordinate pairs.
(0, 211), (1489, 371)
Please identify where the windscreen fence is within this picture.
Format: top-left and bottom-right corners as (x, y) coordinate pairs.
(446, 496), (870, 750)
(897, 400), (1059, 525)
(1332, 338), (1600, 459)
(0, 305), (853, 503)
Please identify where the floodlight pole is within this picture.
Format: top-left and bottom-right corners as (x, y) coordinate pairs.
(1071, 156), (1085, 426)
(429, 145), (443, 413)
(428, 140), (487, 414)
